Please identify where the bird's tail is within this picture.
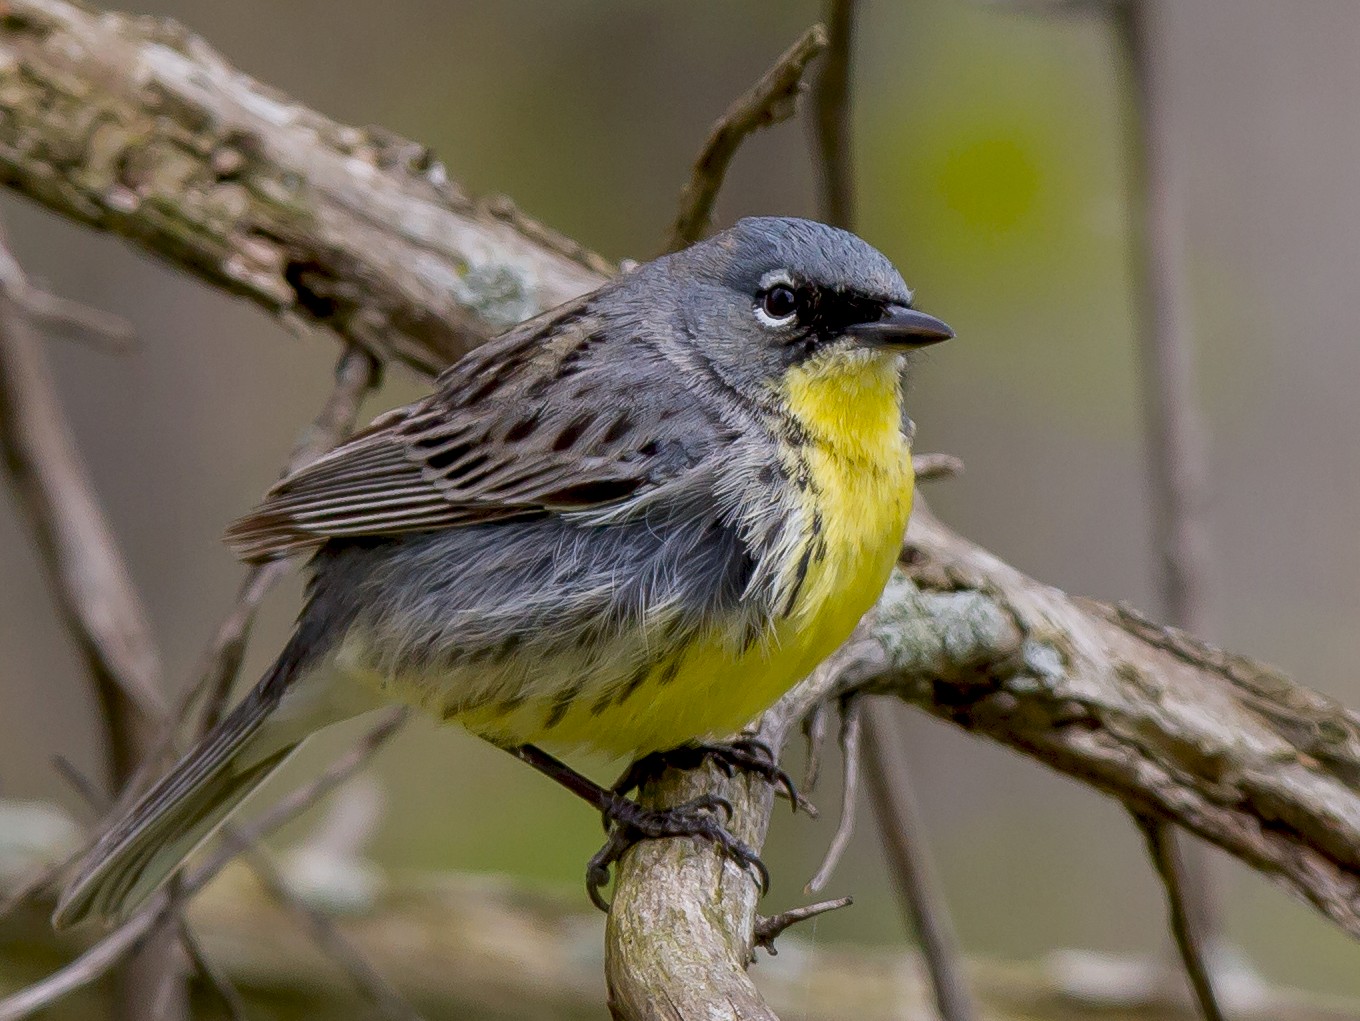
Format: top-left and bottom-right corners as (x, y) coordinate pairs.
(53, 635), (366, 929)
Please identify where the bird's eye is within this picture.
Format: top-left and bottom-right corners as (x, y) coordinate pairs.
(756, 285), (800, 327)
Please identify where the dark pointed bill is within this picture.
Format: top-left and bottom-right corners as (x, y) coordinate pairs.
(847, 305), (954, 349)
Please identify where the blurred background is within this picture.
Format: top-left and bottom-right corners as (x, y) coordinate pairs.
(2, 0), (1359, 1003)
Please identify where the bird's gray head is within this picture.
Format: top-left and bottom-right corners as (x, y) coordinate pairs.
(631, 216), (951, 394)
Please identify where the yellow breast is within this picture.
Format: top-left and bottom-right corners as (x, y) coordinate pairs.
(532, 347), (913, 756)
(768, 347), (914, 680)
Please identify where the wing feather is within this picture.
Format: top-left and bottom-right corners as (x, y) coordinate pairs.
(225, 296), (727, 563)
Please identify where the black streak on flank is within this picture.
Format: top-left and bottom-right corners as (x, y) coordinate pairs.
(544, 681), (584, 729)
(781, 543), (814, 618)
(608, 660), (653, 712)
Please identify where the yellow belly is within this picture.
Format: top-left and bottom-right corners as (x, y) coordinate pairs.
(480, 347), (914, 757)
(493, 458), (911, 756)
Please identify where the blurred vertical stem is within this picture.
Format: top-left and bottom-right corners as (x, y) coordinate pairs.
(862, 701), (979, 1021)
(812, 3), (979, 1020)
(0, 286), (188, 1021)
(1114, 1), (1223, 1017)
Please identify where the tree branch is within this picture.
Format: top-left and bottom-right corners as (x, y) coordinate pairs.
(0, 0), (609, 377)
(0, 244), (189, 1020)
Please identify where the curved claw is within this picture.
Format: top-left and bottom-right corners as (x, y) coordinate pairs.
(586, 794), (768, 912)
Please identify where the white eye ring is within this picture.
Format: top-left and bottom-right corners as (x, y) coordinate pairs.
(754, 272), (800, 328)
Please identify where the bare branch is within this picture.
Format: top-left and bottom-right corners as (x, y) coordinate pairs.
(242, 848), (421, 1021)
(178, 919), (248, 1021)
(1135, 814), (1228, 1021)
(754, 897), (853, 953)
(1112, 0), (1223, 994)
(0, 286), (165, 725)
(813, 0), (857, 227)
(0, 709), (406, 1021)
(0, 237), (188, 1021)
(0, 0), (609, 376)
(665, 25), (829, 252)
(805, 697), (863, 893)
(912, 451), (965, 483)
(863, 699), (978, 1021)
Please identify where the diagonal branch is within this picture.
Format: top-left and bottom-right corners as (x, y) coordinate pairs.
(0, 0), (609, 377)
(665, 23), (829, 252)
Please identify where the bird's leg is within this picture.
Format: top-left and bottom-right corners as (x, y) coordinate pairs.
(506, 743), (767, 911)
(611, 738), (816, 819)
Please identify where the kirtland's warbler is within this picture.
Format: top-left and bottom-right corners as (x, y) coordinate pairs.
(55, 216), (951, 926)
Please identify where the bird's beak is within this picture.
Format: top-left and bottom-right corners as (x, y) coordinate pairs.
(847, 305), (954, 349)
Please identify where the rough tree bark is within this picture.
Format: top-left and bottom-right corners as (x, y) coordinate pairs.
(0, 1), (1357, 1018)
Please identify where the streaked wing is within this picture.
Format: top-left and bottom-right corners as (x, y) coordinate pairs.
(225, 297), (725, 562)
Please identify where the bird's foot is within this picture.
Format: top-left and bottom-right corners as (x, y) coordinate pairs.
(610, 738), (815, 822)
(586, 792), (768, 911)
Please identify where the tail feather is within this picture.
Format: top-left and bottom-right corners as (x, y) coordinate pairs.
(53, 687), (295, 928)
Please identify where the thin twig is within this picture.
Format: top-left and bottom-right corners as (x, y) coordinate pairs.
(50, 755), (107, 816)
(754, 897), (853, 954)
(178, 919), (248, 1021)
(0, 853), (78, 923)
(0, 709), (407, 1021)
(805, 697), (862, 893)
(243, 848), (421, 1021)
(912, 452), (965, 483)
(665, 24), (829, 252)
(862, 700), (979, 1021)
(1135, 814), (1229, 1021)
(189, 563), (290, 734)
(801, 700), (831, 792)
(0, 243), (135, 352)
(813, 0), (857, 227)
(1113, 0), (1222, 1002)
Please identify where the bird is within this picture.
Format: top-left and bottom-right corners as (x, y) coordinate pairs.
(53, 215), (952, 927)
